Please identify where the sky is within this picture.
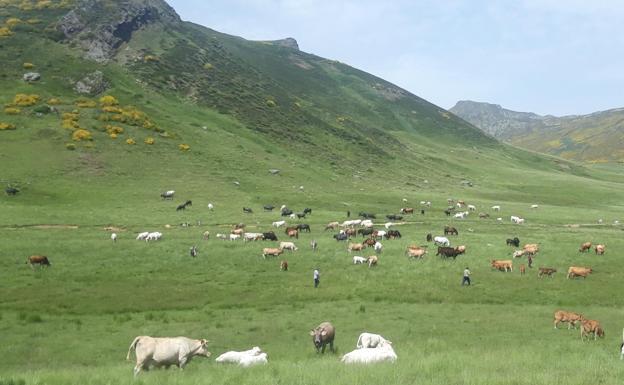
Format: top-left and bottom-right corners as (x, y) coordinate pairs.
(168, 0), (624, 116)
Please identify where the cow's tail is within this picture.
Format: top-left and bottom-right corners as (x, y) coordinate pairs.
(126, 336), (141, 360)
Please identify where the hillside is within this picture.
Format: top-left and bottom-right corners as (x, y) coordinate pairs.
(450, 100), (624, 162)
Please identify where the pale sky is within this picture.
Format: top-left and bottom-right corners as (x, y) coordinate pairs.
(168, 0), (624, 116)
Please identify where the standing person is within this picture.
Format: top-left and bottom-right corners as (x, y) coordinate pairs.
(347, 210), (351, 218)
(313, 268), (320, 288)
(527, 254), (533, 268)
(462, 267), (471, 286)
(190, 246), (198, 258)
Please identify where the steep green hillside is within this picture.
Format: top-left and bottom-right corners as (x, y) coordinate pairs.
(450, 100), (624, 163)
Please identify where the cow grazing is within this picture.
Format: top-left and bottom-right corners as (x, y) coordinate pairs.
(554, 310), (585, 330)
(280, 242), (298, 251)
(262, 248), (283, 258)
(5, 186), (19, 196)
(385, 230), (402, 239)
(386, 214), (403, 221)
(281, 209), (293, 217)
(491, 260), (513, 272)
(160, 190), (175, 199)
(311, 239), (318, 251)
(356, 333), (392, 349)
(506, 237), (520, 247)
(243, 207), (253, 214)
(287, 229), (299, 239)
(303, 208), (312, 215)
(433, 236), (450, 247)
(538, 267), (557, 278)
(228, 234), (241, 241)
(310, 322), (335, 354)
(146, 232), (162, 242)
(244, 233), (264, 242)
(581, 319), (605, 341)
(400, 207), (414, 214)
(467, 204), (476, 211)
(374, 242), (383, 253)
(360, 219), (374, 228)
(215, 347), (263, 364)
(341, 342), (397, 364)
(296, 213), (306, 219)
(595, 244), (605, 255)
(479, 212), (490, 219)
(359, 212), (376, 219)
(262, 231), (278, 241)
(272, 220), (286, 228)
(406, 246), (427, 259)
(579, 242), (592, 252)
(297, 224), (311, 232)
(280, 260), (288, 271)
(176, 204), (186, 211)
(353, 256), (367, 264)
(519, 264), (526, 275)
(263, 205), (274, 211)
(367, 255), (378, 267)
(334, 233), (348, 241)
(111, 233), (117, 242)
(373, 230), (387, 239)
(363, 238), (376, 247)
(202, 231), (210, 240)
(444, 226), (458, 235)
(27, 255), (50, 268)
(436, 246), (462, 259)
(325, 222), (340, 231)
(358, 228), (374, 237)
(126, 336), (210, 377)
(567, 266), (592, 279)
(348, 243), (365, 252)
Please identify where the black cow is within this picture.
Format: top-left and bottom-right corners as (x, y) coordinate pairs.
(386, 214), (403, 221)
(334, 233), (348, 241)
(243, 207), (253, 214)
(190, 246), (198, 257)
(297, 224), (311, 232)
(385, 230), (402, 239)
(436, 246), (461, 259)
(426, 233), (433, 242)
(281, 209), (293, 217)
(176, 204), (186, 211)
(357, 228), (374, 237)
(506, 237), (520, 247)
(303, 208), (312, 215)
(5, 187), (19, 196)
(444, 226), (458, 235)
(263, 231), (278, 241)
(444, 209), (452, 216)
(296, 213), (306, 219)
(184, 200), (192, 207)
(359, 212), (376, 219)
(264, 205), (275, 211)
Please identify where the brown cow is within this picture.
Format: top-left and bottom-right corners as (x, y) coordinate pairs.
(554, 310), (585, 329)
(231, 228), (244, 235)
(348, 243), (365, 252)
(400, 207), (414, 214)
(538, 267), (557, 278)
(363, 238), (376, 247)
(406, 246), (427, 259)
(580, 319), (605, 341)
(523, 243), (539, 255)
(579, 242), (592, 252)
(367, 255), (378, 268)
(262, 248), (283, 259)
(567, 266), (592, 279)
(27, 255), (51, 268)
(595, 244), (605, 255)
(491, 259), (513, 272)
(519, 264), (526, 275)
(287, 229), (299, 239)
(280, 260), (288, 271)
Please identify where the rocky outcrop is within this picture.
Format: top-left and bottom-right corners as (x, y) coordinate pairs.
(23, 72), (41, 82)
(73, 70), (109, 95)
(260, 37), (299, 50)
(57, 0), (181, 62)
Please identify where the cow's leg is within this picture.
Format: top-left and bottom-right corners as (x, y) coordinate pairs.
(178, 354), (189, 369)
(329, 340), (335, 353)
(321, 344), (326, 354)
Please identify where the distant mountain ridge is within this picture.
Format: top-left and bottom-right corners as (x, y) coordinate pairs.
(450, 100), (624, 162)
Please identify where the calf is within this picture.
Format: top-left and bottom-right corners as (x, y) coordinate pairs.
(406, 246), (427, 259)
(579, 242), (592, 252)
(595, 244), (605, 255)
(491, 259), (513, 272)
(367, 255), (378, 267)
(538, 267), (557, 278)
(554, 310), (585, 329)
(27, 255), (51, 268)
(581, 319), (605, 341)
(353, 256), (367, 264)
(280, 260), (288, 271)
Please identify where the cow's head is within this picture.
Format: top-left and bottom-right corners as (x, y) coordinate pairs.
(196, 339), (211, 357)
(596, 327), (605, 338)
(309, 328), (327, 350)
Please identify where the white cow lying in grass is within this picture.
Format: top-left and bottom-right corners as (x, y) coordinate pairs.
(434, 236), (450, 247)
(215, 347), (263, 364)
(341, 341), (397, 364)
(356, 333), (392, 349)
(239, 352), (268, 367)
(353, 256), (367, 264)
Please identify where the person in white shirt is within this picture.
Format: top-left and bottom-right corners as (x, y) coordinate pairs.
(313, 268), (320, 288)
(462, 267), (471, 286)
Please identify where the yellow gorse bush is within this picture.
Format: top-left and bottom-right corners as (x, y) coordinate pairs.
(99, 95), (119, 106)
(144, 55), (159, 62)
(178, 144), (190, 151)
(47, 98), (62, 105)
(4, 107), (21, 115)
(126, 138), (136, 145)
(13, 94), (40, 106)
(105, 125), (123, 135)
(23, 62), (34, 69)
(144, 137), (155, 145)
(5, 18), (21, 27)
(102, 106), (123, 113)
(0, 27), (13, 37)
(0, 122), (16, 130)
(75, 99), (97, 108)
(72, 129), (92, 141)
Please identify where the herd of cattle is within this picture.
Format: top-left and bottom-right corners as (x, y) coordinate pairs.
(23, 193), (620, 373)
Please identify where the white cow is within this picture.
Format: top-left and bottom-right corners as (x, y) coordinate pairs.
(434, 236), (450, 247)
(146, 232), (162, 242)
(161, 190), (175, 199)
(454, 212), (468, 219)
(361, 219), (374, 228)
(136, 232), (149, 241)
(272, 220), (286, 228)
(215, 347), (263, 364)
(216, 233), (227, 240)
(279, 242), (298, 251)
(467, 204), (476, 211)
(384, 222), (394, 229)
(510, 215), (521, 223)
(356, 333), (392, 349)
(111, 233), (117, 242)
(244, 233), (263, 242)
(496, 217), (503, 222)
(289, 213), (296, 219)
(531, 204), (539, 209)
(375, 230), (386, 239)
(342, 220), (362, 227)
(239, 352), (268, 367)
(491, 205), (501, 211)
(341, 342), (397, 364)
(207, 203), (214, 210)
(515, 218), (525, 224)
(229, 234), (241, 241)
(374, 242), (383, 253)
(353, 256), (367, 264)
(126, 336), (211, 377)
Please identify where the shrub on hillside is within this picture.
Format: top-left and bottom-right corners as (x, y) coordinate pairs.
(0, 122), (16, 130)
(102, 106), (122, 113)
(109, 133), (118, 139)
(71, 129), (92, 141)
(47, 98), (62, 105)
(5, 18), (21, 27)
(144, 55), (159, 62)
(178, 143), (190, 151)
(0, 27), (13, 37)
(13, 94), (40, 106)
(105, 125), (124, 135)
(266, 99), (277, 108)
(126, 138), (136, 145)
(99, 95), (119, 106)
(22, 62), (34, 69)
(144, 137), (155, 145)
(4, 107), (21, 115)
(75, 99), (97, 108)
(203, 63), (213, 70)
(65, 143), (76, 150)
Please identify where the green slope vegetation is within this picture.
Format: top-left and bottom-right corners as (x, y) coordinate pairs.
(2, 1), (624, 385)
